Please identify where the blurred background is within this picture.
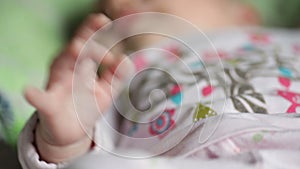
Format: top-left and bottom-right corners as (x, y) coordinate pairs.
(0, 0), (97, 167)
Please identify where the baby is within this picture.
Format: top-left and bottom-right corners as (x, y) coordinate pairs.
(18, 0), (300, 168)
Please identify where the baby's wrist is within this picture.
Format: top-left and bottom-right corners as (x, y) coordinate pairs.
(35, 124), (93, 163)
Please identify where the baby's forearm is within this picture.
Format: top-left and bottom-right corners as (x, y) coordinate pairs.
(35, 124), (92, 163)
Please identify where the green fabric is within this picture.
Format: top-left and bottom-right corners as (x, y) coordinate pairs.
(242, 0), (300, 27)
(0, 0), (96, 145)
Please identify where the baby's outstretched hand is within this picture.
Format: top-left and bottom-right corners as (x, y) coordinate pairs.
(24, 14), (134, 163)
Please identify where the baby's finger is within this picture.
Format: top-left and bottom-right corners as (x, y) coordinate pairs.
(111, 55), (136, 81)
(72, 58), (104, 127)
(79, 40), (117, 67)
(94, 81), (114, 112)
(76, 14), (111, 40)
(65, 14), (111, 59)
(74, 58), (98, 90)
(99, 58), (130, 90)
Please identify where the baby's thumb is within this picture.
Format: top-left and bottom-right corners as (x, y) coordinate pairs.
(24, 86), (48, 113)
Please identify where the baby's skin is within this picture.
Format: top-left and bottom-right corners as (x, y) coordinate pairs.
(24, 0), (260, 163)
(24, 14), (134, 162)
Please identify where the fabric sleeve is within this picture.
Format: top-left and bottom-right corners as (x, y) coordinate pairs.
(17, 113), (65, 169)
(17, 105), (121, 169)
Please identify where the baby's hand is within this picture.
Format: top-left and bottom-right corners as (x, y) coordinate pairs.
(24, 14), (134, 163)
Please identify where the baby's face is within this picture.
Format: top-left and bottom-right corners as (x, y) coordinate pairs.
(101, 0), (172, 19)
(100, 0), (260, 32)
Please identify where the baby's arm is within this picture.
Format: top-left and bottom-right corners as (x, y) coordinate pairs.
(23, 14), (134, 163)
